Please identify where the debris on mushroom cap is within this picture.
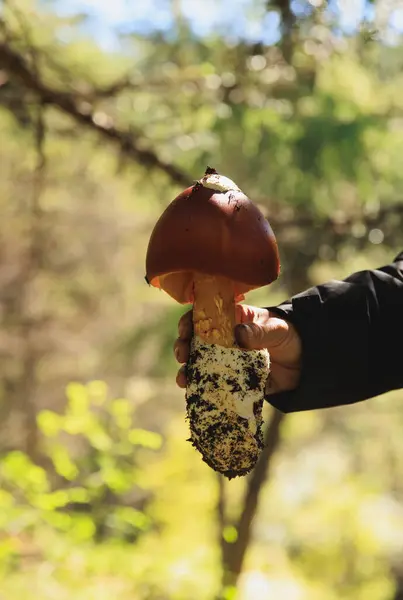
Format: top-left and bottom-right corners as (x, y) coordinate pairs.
(186, 336), (270, 478)
(145, 167), (280, 304)
(200, 170), (240, 193)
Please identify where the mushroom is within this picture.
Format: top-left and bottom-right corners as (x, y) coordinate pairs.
(146, 167), (280, 478)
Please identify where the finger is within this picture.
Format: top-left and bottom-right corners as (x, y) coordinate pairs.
(234, 318), (289, 351)
(265, 363), (301, 395)
(178, 310), (193, 340)
(176, 365), (187, 388)
(235, 304), (270, 325)
(173, 338), (190, 364)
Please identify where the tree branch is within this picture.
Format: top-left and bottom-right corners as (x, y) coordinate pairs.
(2, 37), (402, 238)
(0, 41), (192, 187)
(261, 201), (403, 255)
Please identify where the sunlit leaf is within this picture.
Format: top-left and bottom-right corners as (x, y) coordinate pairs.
(222, 585), (238, 600)
(87, 380), (108, 405)
(67, 487), (90, 504)
(87, 426), (112, 452)
(37, 410), (62, 437)
(50, 446), (79, 481)
(115, 506), (150, 530)
(33, 489), (69, 511)
(70, 514), (96, 541)
(66, 382), (89, 415)
(222, 525), (238, 544)
(128, 429), (162, 450)
(109, 398), (132, 429)
(63, 413), (95, 436)
(1, 452), (49, 493)
(43, 511), (72, 531)
(101, 467), (132, 493)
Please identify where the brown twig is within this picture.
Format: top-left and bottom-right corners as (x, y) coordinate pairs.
(217, 474), (228, 561)
(0, 41), (192, 186)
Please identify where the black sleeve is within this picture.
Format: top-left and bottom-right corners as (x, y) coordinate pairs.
(265, 251), (403, 413)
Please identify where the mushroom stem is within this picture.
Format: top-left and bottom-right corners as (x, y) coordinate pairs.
(192, 274), (236, 347)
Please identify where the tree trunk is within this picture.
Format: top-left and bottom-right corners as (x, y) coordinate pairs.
(216, 252), (313, 596)
(219, 409), (285, 590)
(270, 0), (296, 63)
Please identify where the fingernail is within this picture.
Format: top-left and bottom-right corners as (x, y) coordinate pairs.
(235, 324), (253, 347)
(174, 346), (180, 362)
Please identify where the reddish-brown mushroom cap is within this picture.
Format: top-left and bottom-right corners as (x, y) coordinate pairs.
(145, 169), (280, 303)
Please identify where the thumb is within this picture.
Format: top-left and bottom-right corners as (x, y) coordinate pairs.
(234, 319), (288, 350)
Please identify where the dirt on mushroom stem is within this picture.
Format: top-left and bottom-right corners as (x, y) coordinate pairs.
(185, 335), (269, 478)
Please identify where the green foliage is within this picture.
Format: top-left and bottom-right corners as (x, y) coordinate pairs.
(40, 381), (161, 539)
(0, 380), (161, 577)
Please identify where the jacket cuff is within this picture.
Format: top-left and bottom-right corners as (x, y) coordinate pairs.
(265, 284), (371, 413)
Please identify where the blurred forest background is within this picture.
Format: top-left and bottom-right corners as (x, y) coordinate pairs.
(0, 0), (403, 598)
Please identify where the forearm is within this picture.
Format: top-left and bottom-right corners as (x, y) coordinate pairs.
(266, 251), (403, 413)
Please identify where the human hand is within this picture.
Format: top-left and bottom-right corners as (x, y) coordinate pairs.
(174, 305), (302, 395)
